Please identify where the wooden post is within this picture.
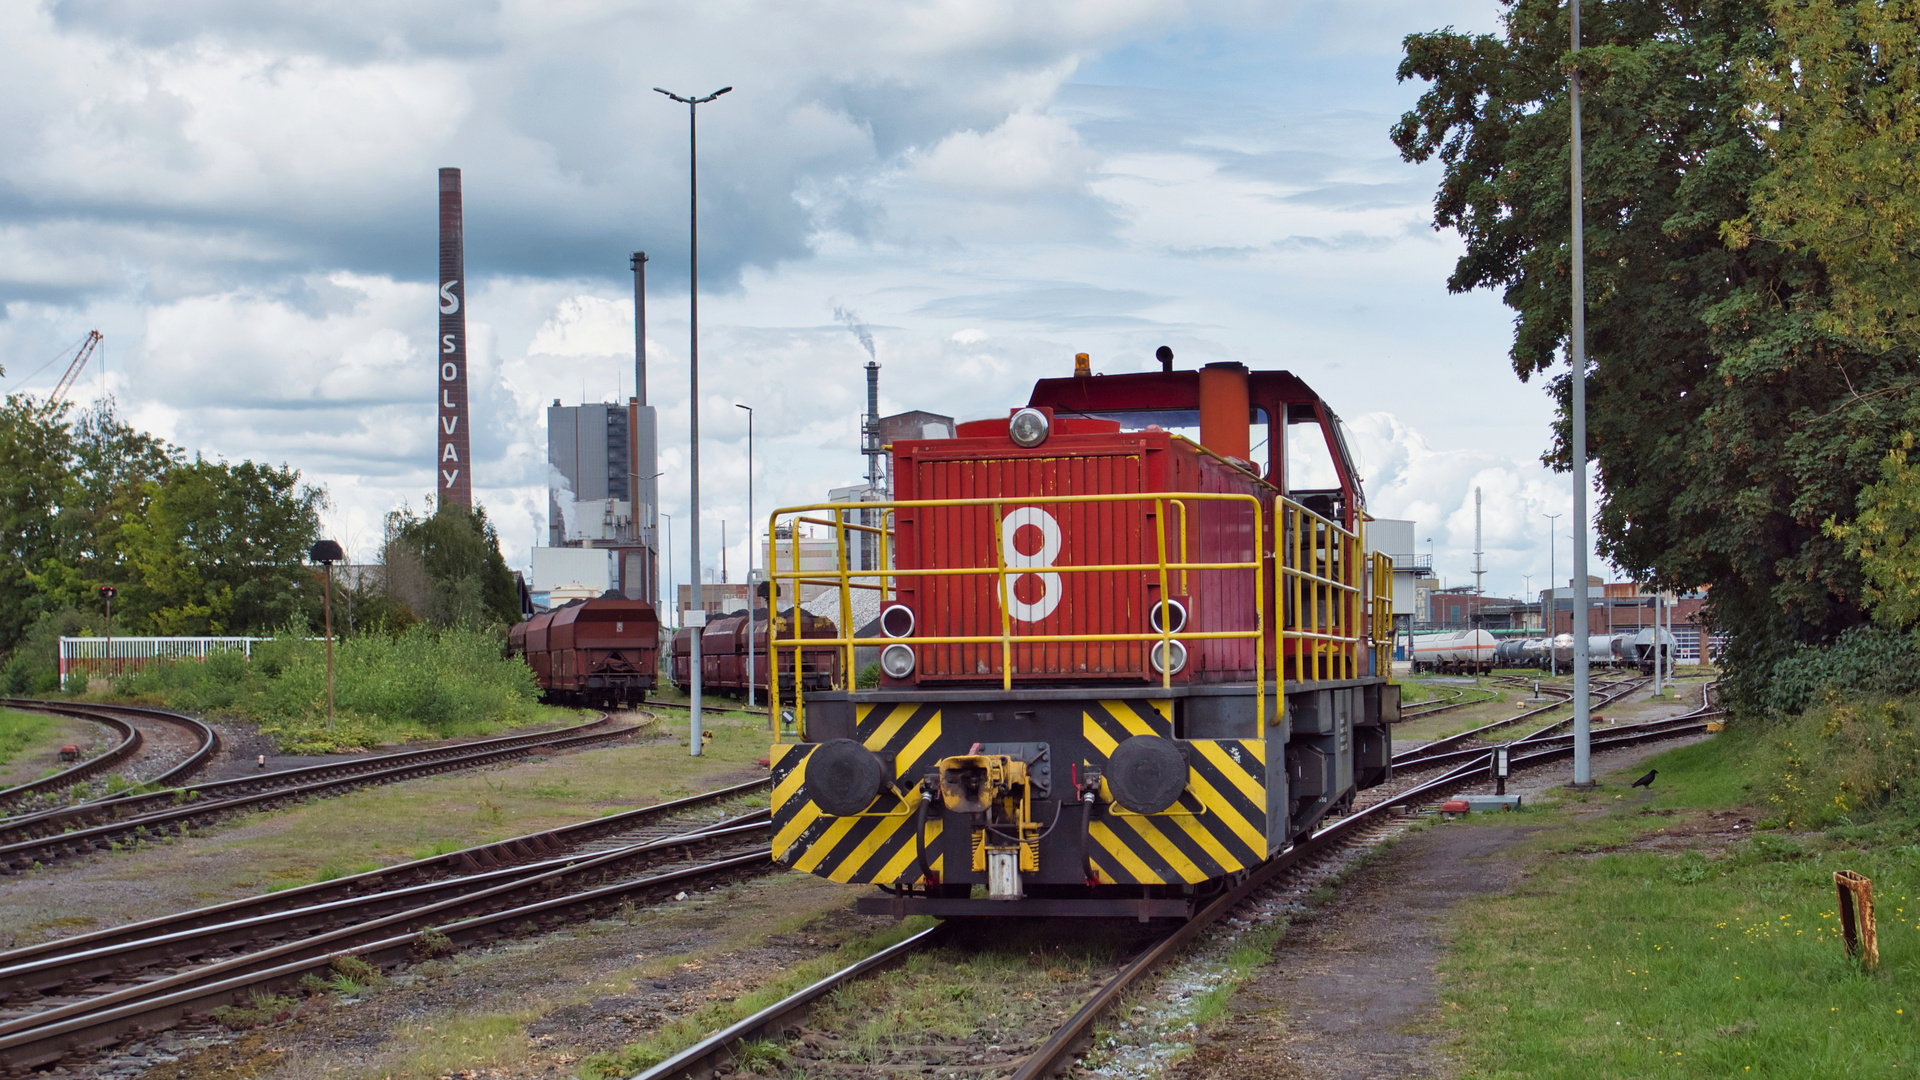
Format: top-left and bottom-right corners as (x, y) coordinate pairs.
(1836, 870), (1879, 970)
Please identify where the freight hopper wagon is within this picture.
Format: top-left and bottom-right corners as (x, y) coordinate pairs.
(508, 595), (660, 707)
(670, 609), (842, 697)
(766, 358), (1397, 919)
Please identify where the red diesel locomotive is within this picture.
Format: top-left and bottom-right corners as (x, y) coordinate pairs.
(508, 594), (660, 707)
(766, 353), (1396, 919)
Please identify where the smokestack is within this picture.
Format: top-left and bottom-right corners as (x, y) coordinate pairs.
(437, 168), (473, 508)
(864, 360), (882, 490)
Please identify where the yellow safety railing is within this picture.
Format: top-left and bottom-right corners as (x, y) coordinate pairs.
(1370, 549), (1395, 683)
(767, 492), (1265, 738)
(1274, 495), (1366, 685)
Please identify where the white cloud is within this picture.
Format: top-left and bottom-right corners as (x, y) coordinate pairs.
(911, 111), (1098, 193)
(0, 0), (1592, 601)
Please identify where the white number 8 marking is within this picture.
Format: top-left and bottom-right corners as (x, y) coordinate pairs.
(1001, 507), (1063, 622)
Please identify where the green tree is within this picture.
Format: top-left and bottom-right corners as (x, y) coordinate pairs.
(1736, 0), (1920, 354)
(0, 395), (76, 651)
(1392, 0), (1917, 708)
(382, 502), (520, 628)
(115, 459), (327, 634)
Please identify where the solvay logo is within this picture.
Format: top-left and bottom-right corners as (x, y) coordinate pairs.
(1000, 506), (1063, 622)
(440, 280), (460, 315)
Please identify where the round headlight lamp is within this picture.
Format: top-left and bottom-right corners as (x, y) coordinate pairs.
(1149, 639), (1188, 675)
(1008, 407), (1051, 448)
(880, 603), (916, 638)
(880, 642), (917, 679)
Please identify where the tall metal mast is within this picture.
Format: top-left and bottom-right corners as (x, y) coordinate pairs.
(1568, 0), (1594, 785)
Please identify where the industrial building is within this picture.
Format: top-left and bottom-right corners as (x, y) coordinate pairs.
(542, 398), (660, 606)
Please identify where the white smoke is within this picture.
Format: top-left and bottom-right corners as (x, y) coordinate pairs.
(832, 306), (876, 360)
(547, 465), (580, 541)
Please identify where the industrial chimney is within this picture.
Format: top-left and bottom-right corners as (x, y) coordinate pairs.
(437, 168), (473, 508)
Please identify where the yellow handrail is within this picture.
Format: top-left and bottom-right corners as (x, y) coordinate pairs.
(766, 491), (1265, 738)
(1274, 495), (1366, 688)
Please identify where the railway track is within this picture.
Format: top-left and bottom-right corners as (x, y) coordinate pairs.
(1393, 672), (1647, 764)
(0, 701), (218, 816)
(0, 778), (773, 1073)
(635, 694), (1719, 1080)
(1397, 685), (1472, 720)
(0, 707), (649, 873)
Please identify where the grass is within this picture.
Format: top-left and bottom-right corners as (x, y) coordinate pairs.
(1441, 726), (1920, 1078)
(0, 707), (57, 772)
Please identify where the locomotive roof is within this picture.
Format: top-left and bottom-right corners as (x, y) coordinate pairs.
(1027, 367), (1327, 412)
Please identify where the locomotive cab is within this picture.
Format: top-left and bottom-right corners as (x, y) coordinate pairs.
(766, 354), (1396, 918)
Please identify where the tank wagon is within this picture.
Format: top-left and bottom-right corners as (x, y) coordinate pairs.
(670, 609), (842, 697)
(1409, 630), (1496, 674)
(508, 594), (660, 707)
(764, 356), (1398, 919)
(1487, 630), (1674, 674)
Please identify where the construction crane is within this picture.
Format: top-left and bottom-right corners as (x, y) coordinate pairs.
(49, 330), (102, 404)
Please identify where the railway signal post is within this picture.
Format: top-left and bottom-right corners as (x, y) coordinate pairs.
(97, 585), (114, 680)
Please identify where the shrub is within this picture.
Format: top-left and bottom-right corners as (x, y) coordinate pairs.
(1767, 625), (1920, 715)
(113, 625), (542, 751)
(1751, 694), (1920, 828)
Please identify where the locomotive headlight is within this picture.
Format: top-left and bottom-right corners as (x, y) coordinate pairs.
(1149, 639), (1188, 675)
(880, 603), (916, 638)
(1149, 598), (1188, 634)
(1008, 407), (1051, 448)
(880, 642), (917, 679)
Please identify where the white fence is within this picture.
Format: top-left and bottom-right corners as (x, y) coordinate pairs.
(58, 636), (270, 677)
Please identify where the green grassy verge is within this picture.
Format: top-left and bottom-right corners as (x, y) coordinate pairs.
(1443, 726), (1920, 1078)
(86, 627), (554, 752)
(0, 707), (55, 767)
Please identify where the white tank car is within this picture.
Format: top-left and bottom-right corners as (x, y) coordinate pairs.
(1410, 629), (1497, 674)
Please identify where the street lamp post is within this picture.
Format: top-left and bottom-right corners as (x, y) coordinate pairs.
(661, 511), (674, 628)
(735, 402), (756, 708)
(1544, 513), (1561, 677)
(309, 540), (345, 732)
(1568, 0), (1594, 787)
(655, 84), (731, 758)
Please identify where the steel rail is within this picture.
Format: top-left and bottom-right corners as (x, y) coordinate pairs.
(0, 702), (220, 827)
(1393, 674), (1644, 763)
(0, 847), (774, 1072)
(1, 710), (620, 845)
(0, 717), (643, 872)
(630, 923), (951, 1080)
(0, 710), (140, 812)
(0, 818), (772, 1028)
(0, 777), (769, 973)
(1007, 689), (1719, 1080)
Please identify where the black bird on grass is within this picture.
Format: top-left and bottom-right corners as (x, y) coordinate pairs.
(1631, 769), (1658, 789)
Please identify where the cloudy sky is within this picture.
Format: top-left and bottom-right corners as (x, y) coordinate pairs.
(0, 0), (1612, 601)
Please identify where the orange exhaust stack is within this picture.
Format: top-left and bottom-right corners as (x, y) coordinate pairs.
(1197, 362), (1251, 460)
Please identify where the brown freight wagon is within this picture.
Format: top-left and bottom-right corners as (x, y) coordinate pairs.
(670, 609), (841, 696)
(507, 594), (659, 706)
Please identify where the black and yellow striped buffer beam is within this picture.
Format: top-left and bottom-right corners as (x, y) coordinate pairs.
(1083, 700), (1269, 884)
(770, 702), (944, 884)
